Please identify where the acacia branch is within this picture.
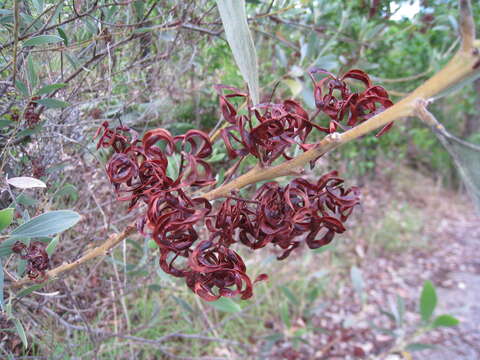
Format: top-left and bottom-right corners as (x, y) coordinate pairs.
(415, 100), (480, 151)
(12, 225), (137, 288)
(10, 0), (480, 288)
(203, 50), (480, 200)
(460, 0), (475, 53)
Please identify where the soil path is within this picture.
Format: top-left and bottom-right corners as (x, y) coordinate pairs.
(297, 172), (480, 360)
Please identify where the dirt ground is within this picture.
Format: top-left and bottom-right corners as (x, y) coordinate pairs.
(280, 167), (480, 360)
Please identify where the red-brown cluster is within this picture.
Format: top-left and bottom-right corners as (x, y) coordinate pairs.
(12, 241), (49, 280)
(309, 68), (393, 136)
(24, 97), (41, 127)
(218, 85), (318, 164)
(96, 69), (389, 301)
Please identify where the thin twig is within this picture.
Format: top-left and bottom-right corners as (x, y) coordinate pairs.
(12, 0), (20, 84)
(12, 225), (137, 287)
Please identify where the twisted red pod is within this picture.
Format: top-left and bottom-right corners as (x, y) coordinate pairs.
(308, 68), (393, 136)
(12, 241), (49, 280)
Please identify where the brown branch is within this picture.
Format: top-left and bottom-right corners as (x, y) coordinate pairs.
(12, 0), (20, 84)
(10, 2), (480, 289)
(12, 225), (137, 288)
(415, 99), (480, 151)
(460, 0), (475, 52)
(203, 42), (480, 200)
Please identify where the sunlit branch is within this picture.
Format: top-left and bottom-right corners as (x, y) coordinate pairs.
(460, 0), (475, 52)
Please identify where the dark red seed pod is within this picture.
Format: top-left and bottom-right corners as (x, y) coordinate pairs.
(95, 69), (386, 300)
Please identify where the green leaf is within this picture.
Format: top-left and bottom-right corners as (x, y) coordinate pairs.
(46, 236), (59, 256)
(65, 53), (80, 69)
(420, 280), (437, 322)
(0, 14), (13, 25)
(208, 297), (242, 313)
(0, 120), (13, 129)
(280, 303), (291, 328)
(263, 332), (284, 343)
(133, 0), (145, 20)
(0, 238), (18, 257)
(10, 210), (80, 239)
(147, 239), (158, 249)
(54, 184), (78, 203)
(313, 244), (334, 253)
(31, 0), (44, 13)
(5, 298), (12, 319)
(208, 152), (226, 162)
(379, 309), (396, 323)
(216, 0), (259, 104)
(133, 27), (154, 34)
(17, 249), (28, 276)
(35, 83), (67, 96)
(15, 283), (45, 299)
(15, 80), (29, 97)
(27, 56), (38, 90)
(33, 98), (70, 109)
(83, 18), (98, 34)
(432, 314), (460, 328)
(172, 295), (195, 314)
(279, 285), (300, 306)
(396, 295), (405, 326)
(16, 194), (37, 207)
(15, 125), (43, 141)
(13, 318), (28, 348)
(23, 35), (63, 47)
(405, 343), (435, 352)
(168, 122), (196, 135)
(283, 78), (303, 97)
(20, 13), (43, 31)
(0, 208), (14, 232)
(57, 27), (68, 46)
(148, 284), (162, 292)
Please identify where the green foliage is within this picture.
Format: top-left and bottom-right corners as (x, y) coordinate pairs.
(22, 35), (64, 47)
(12, 318), (27, 348)
(10, 210), (80, 239)
(45, 236), (60, 256)
(33, 98), (70, 109)
(0, 208), (14, 232)
(35, 83), (68, 96)
(208, 297), (242, 313)
(432, 314), (460, 328)
(406, 343), (435, 352)
(420, 280), (437, 322)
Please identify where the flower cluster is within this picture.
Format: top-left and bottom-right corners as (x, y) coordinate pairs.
(96, 69), (389, 301)
(12, 241), (49, 280)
